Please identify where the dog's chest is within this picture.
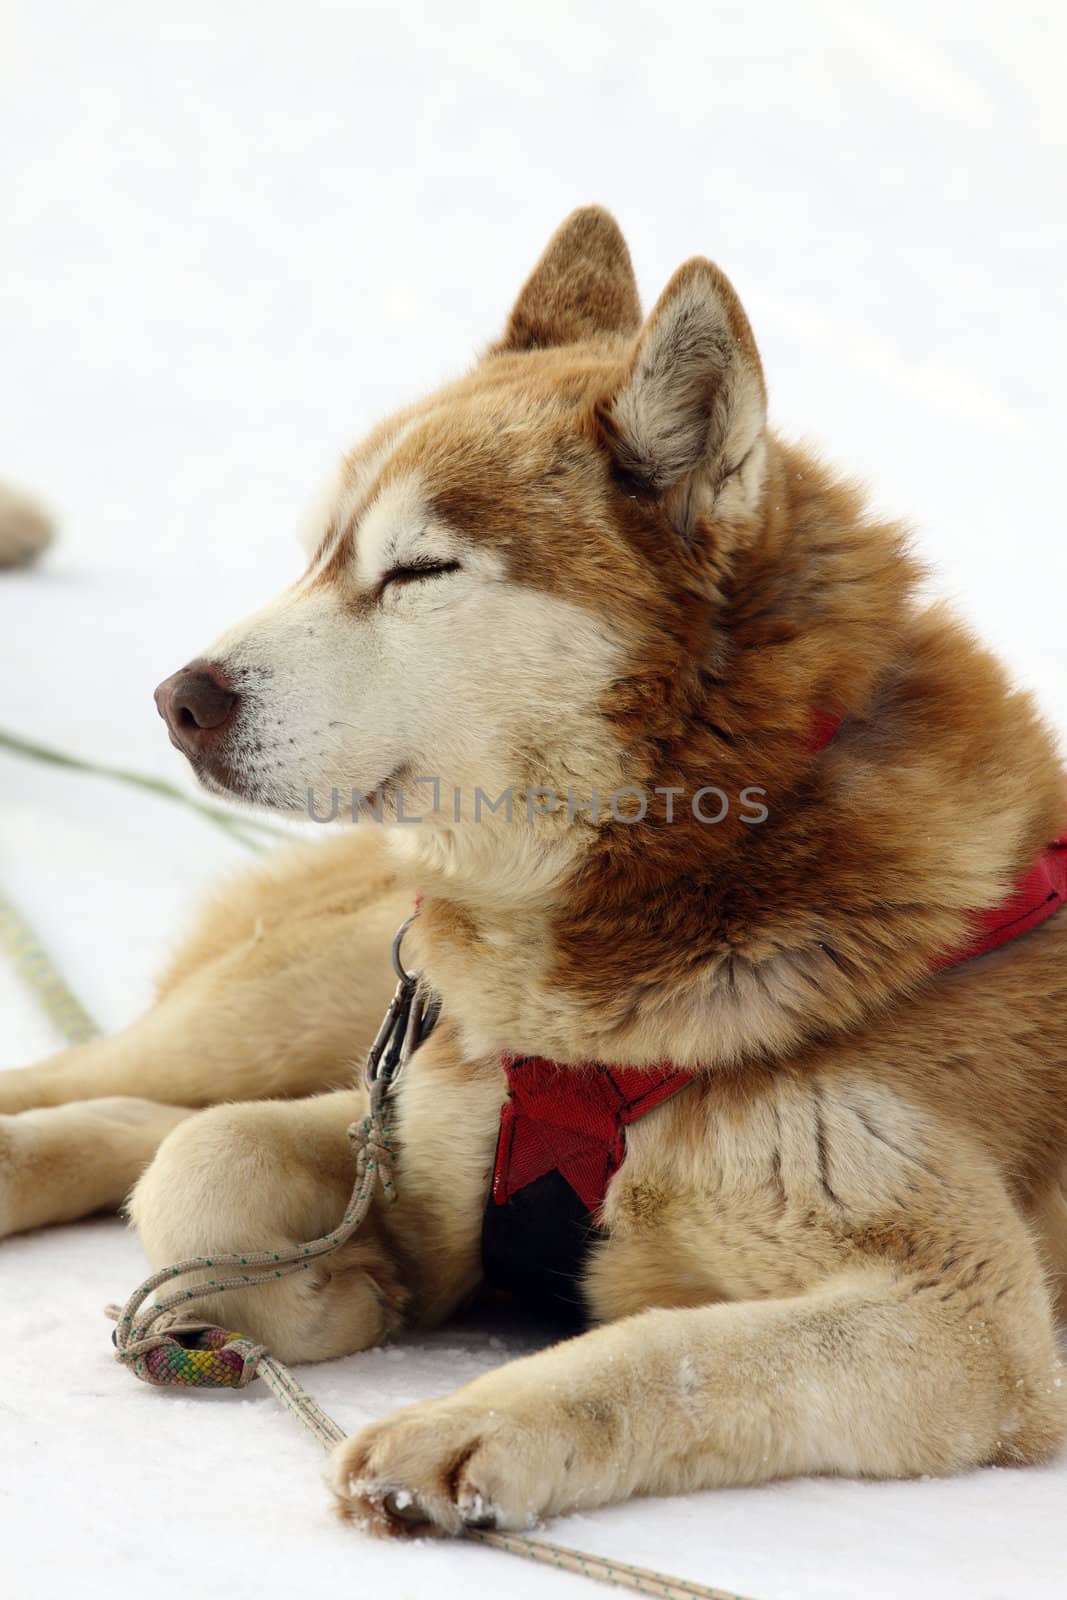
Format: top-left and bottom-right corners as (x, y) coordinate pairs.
(397, 1034), (932, 1324)
(583, 1074), (930, 1320)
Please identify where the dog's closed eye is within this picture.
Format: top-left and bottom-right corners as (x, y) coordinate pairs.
(379, 559), (462, 591)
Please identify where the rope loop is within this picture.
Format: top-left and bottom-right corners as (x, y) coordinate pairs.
(111, 1098), (398, 1392)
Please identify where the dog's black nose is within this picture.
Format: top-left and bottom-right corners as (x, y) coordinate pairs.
(154, 661), (239, 758)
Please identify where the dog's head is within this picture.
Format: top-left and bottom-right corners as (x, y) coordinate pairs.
(156, 208), (767, 893)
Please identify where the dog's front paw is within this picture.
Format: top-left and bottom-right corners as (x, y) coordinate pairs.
(328, 1398), (569, 1537)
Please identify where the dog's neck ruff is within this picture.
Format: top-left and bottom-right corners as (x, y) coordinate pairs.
(479, 711), (1067, 1314)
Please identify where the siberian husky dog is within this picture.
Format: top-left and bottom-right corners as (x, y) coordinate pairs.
(2, 208), (1066, 1536)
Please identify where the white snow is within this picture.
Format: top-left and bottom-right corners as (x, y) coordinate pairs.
(1, 3), (1065, 1597)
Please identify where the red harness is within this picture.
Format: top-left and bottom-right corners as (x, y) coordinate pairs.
(491, 833), (1067, 1228)
(485, 711), (1067, 1286)
(492, 1059), (694, 1212)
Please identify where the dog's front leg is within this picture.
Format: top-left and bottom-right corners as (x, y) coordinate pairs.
(0, 1098), (192, 1237)
(330, 1222), (1065, 1534)
(129, 1088), (410, 1363)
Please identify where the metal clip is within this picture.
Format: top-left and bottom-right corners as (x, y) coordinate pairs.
(363, 913), (440, 1110)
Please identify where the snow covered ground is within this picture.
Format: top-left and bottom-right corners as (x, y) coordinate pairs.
(1, 3), (1065, 1596)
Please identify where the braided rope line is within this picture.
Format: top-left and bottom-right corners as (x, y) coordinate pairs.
(0, 726), (288, 853)
(1, 727), (761, 1600)
(0, 886), (99, 1046)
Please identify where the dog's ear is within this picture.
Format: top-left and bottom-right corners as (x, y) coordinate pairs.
(493, 206), (641, 353)
(599, 258), (767, 527)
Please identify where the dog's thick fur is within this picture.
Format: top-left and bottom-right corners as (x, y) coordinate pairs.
(3, 208), (1066, 1534)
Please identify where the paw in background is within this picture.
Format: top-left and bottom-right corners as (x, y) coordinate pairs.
(0, 482), (54, 568)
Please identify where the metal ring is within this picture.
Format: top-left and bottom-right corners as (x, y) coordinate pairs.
(390, 914), (418, 982)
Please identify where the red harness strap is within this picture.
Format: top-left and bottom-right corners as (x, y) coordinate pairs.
(492, 1059), (693, 1211)
(933, 833), (1067, 969)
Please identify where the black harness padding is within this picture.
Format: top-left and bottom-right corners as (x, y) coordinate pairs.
(480, 1168), (596, 1329)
